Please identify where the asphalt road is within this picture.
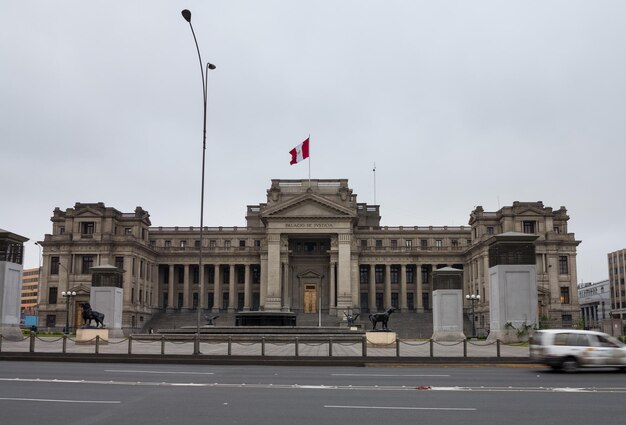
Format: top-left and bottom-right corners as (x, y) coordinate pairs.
(1, 361), (625, 425)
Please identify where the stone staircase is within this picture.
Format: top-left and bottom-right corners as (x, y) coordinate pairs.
(144, 309), (434, 339)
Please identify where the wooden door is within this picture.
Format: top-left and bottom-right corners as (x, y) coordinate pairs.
(303, 284), (317, 313)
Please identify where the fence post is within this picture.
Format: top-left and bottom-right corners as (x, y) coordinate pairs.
(396, 338), (401, 357)
(362, 335), (367, 357)
(463, 339), (467, 357)
(194, 333), (199, 355)
(497, 339), (501, 357)
(95, 335), (100, 354)
(29, 331), (35, 353)
(261, 337), (265, 356)
(329, 337), (333, 357)
(429, 339), (434, 357)
(161, 335), (165, 355)
(62, 334), (67, 353)
(128, 336), (133, 355)
(0, 334), (3, 352)
(295, 337), (299, 357)
(228, 336), (232, 356)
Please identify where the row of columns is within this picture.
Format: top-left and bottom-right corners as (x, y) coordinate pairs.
(165, 263), (257, 312)
(361, 264), (424, 312)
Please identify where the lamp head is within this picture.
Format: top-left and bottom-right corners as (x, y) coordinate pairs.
(208, 63), (216, 70)
(181, 9), (192, 23)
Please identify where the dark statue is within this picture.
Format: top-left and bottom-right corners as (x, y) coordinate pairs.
(204, 315), (219, 325)
(344, 311), (360, 327)
(80, 302), (105, 328)
(369, 307), (396, 330)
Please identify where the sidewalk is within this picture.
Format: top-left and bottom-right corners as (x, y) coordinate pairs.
(0, 334), (530, 361)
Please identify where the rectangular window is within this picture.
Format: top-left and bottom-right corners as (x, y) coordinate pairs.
(359, 266), (369, 284)
(487, 226), (494, 235)
(50, 256), (60, 275)
(405, 239), (413, 249)
(451, 240), (459, 248)
(195, 240), (200, 248)
(553, 226), (560, 234)
(254, 240), (261, 250)
(238, 266), (245, 284)
(375, 293), (384, 311)
(164, 240), (171, 248)
(375, 266), (384, 284)
(59, 226), (65, 235)
(406, 265), (414, 284)
(209, 240), (216, 249)
(46, 314), (56, 328)
(224, 240), (231, 248)
(81, 255), (94, 274)
(81, 222), (95, 235)
(125, 227), (133, 235)
(180, 240), (186, 248)
(48, 287), (58, 305)
(391, 292), (399, 309)
(560, 287), (570, 304)
(361, 239), (368, 249)
(239, 240), (246, 249)
(407, 293), (415, 310)
(390, 266), (399, 284)
(252, 265), (260, 284)
(140, 260), (144, 278)
(558, 256), (569, 275)
(192, 265), (199, 284)
(375, 240), (383, 250)
(390, 240), (398, 250)
(115, 256), (124, 271)
(420, 239), (428, 249)
(523, 221), (536, 234)
(435, 240), (442, 249)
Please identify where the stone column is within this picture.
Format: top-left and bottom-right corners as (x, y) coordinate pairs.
(243, 264), (251, 311)
(228, 264), (236, 312)
(416, 264), (424, 312)
(183, 264), (190, 309)
(384, 264), (391, 308)
(168, 264), (175, 310)
(265, 234), (281, 310)
(336, 233), (352, 311)
(329, 261), (336, 313)
(282, 261), (290, 311)
(400, 264), (408, 311)
(351, 256), (359, 309)
(368, 264), (376, 312)
(260, 254), (268, 309)
(483, 255), (490, 303)
(212, 264), (221, 312)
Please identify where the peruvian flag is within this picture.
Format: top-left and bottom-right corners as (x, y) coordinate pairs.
(289, 138), (310, 165)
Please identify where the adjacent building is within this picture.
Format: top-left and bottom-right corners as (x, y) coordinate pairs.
(608, 249), (626, 322)
(21, 267), (40, 315)
(36, 179), (581, 334)
(577, 279), (610, 330)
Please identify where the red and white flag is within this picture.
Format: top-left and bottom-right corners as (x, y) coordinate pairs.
(289, 138), (310, 165)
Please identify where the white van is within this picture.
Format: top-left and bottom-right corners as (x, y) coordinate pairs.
(530, 329), (626, 372)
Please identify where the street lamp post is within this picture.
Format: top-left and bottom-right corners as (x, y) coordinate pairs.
(61, 291), (77, 334)
(181, 9), (216, 354)
(466, 294), (480, 339)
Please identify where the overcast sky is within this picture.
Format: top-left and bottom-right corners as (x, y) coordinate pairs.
(2, 1), (625, 283)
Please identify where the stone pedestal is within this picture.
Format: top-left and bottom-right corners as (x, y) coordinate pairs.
(432, 289), (466, 341)
(0, 261), (23, 341)
(75, 328), (109, 344)
(366, 331), (397, 346)
(487, 264), (538, 343)
(90, 286), (124, 337)
(431, 267), (465, 341)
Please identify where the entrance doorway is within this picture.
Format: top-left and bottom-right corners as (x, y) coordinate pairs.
(303, 284), (317, 313)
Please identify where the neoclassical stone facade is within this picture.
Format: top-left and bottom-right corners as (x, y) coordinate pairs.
(37, 179), (581, 333)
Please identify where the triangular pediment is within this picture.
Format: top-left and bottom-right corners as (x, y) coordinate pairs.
(261, 193), (356, 220)
(514, 206), (546, 216)
(74, 207), (105, 218)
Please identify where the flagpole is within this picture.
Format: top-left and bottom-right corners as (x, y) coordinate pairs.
(308, 134), (311, 185)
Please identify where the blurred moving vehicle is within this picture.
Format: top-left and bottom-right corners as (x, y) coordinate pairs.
(530, 329), (626, 372)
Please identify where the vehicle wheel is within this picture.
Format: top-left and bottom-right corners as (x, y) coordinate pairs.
(561, 357), (578, 373)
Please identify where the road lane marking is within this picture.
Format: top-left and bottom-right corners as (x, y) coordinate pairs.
(325, 405), (476, 411)
(332, 373), (450, 377)
(0, 397), (120, 404)
(105, 369), (215, 375)
(2, 379), (625, 393)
